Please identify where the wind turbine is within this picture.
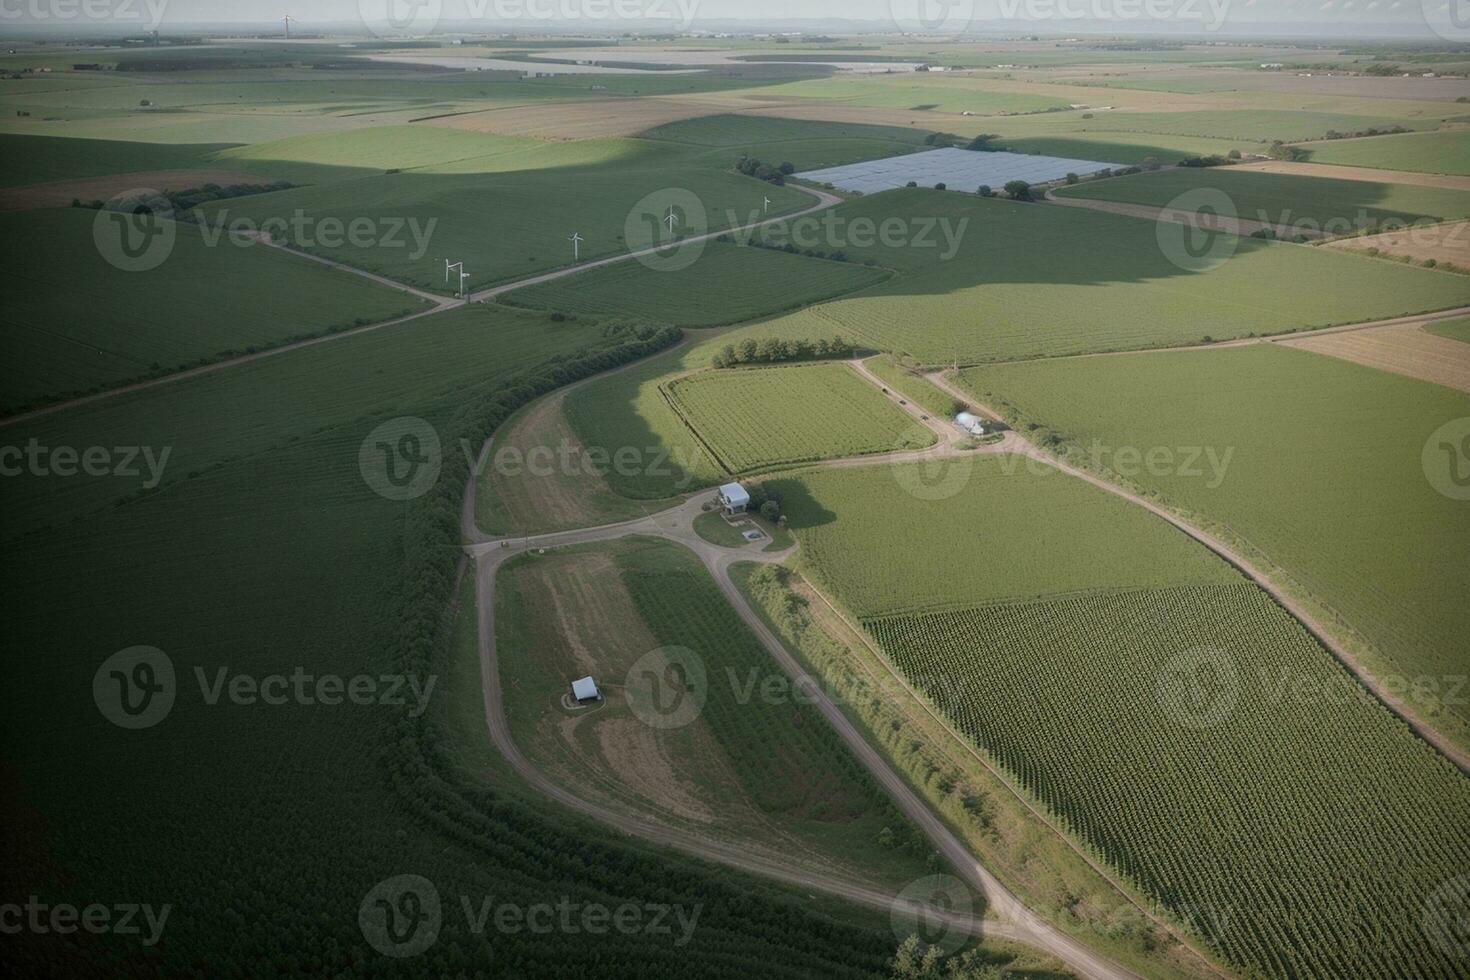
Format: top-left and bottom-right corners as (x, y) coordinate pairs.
(663, 205), (678, 236)
(283, 14), (292, 39)
(763, 195), (771, 214)
(445, 259), (468, 299)
(568, 232), (583, 263)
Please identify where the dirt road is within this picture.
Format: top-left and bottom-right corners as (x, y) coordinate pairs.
(462, 482), (1140, 980)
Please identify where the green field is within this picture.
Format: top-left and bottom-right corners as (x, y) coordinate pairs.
(1301, 129), (1470, 176)
(755, 75), (1074, 116)
(638, 113), (934, 171)
(205, 137), (817, 292)
(668, 362), (929, 473)
(1425, 314), (1470, 343)
(496, 538), (936, 887)
(769, 459), (1238, 618)
(868, 584), (1470, 979)
(504, 242), (890, 327)
(749, 189), (1470, 364)
(862, 355), (957, 418)
(1055, 167), (1470, 230)
(960, 343), (1470, 743)
(2, 284), (914, 976)
(0, 208), (425, 413)
(0, 133), (235, 186)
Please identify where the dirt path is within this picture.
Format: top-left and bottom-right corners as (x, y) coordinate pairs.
(3, 185), (841, 428)
(923, 369), (1470, 777)
(463, 486), (1138, 980)
(469, 185), (844, 302)
(1045, 186), (1318, 238)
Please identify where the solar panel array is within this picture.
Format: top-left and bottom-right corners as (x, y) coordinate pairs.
(797, 147), (1115, 194)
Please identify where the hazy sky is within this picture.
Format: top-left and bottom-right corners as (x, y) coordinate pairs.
(3, 0), (1461, 35)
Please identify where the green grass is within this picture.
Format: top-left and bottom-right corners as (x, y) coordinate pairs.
(754, 76), (1077, 116)
(205, 138), (817, 293)
(0, 208), (425, 413)
(666, 362), (931, 473)
(495, 538), (936, 888)
(2, 294), (908, 977)
(996, 133), (1255, 166)
(0, 133), (235, 186)
(638, 113), (934, 171)
(768, 458), (1237, 619)
(1425, 314), (1470, 343)
(750, 189), (1470, 365)
(504, 242), (890, 327)
(1055, 167), (1470, 230)
(1301, 129), (1470, 176)
(868, 584), (1470, 979)
(960, 343), (1470, 744)
(862, 355), (956, 418)
(694, 509), (755, 546)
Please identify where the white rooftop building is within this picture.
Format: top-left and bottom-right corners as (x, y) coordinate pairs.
(571, 676), (600, 703)
(955, 412), (987, 436)
(719, 483), (751, 515)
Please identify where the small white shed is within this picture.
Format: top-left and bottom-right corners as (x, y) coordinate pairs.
(718, 482), (751, 515)
(571, 676), (601, 703)
(954, 411), (987, 436)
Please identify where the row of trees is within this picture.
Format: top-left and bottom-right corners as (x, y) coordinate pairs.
(712, 335), (854, 368)
(735, 155), (795, 184)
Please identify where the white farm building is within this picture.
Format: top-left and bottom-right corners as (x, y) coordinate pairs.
(571, 676), (601, 703)
(719, 483), (750, 515)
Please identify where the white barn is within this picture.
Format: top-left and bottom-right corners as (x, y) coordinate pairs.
(571, 676), (601, 703)
(718, 482), (751, 516)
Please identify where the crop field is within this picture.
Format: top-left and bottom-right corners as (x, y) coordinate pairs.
(861, 355), (956, 418)
(1426, 314), (1470, 342)
(0, 208), (425, 414)
(205, 139), (817, 292)
(753, 75), (1076, 116)
(5, 293), (892, 977)
(666, 363), (930, 473)
(637, 112), (935, 170)
(0, 133), (235, 187)
(496, 539), (933, 887)
(867, 583), (1470, 979)
(768, 459), (1238, 618)
(504, 241), (890, 327)
(1301, 129), (1470, 176)
(750, 189), (1470, 365)
(1055, 168), (1470, 229)
(961, 343), (1470, 744)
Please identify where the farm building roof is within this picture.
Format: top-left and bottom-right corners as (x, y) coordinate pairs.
(719, 483), (750, 506)
(571, 676), (599, 701)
